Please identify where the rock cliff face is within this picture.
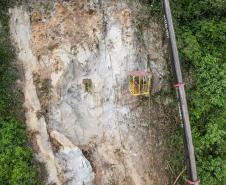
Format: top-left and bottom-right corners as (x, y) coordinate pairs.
(10, 1), (172, 185)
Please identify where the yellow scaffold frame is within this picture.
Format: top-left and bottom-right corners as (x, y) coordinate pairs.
(129, 71), (151, 96)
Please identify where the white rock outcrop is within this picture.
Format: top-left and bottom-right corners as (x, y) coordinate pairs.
(51, 131), (94, 185)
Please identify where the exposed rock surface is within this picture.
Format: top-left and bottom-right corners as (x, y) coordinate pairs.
(51, 131), (94, 185)
(10, 1), (172, 185)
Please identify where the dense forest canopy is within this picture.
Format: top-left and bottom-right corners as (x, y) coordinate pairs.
(171, 1), (226, 184)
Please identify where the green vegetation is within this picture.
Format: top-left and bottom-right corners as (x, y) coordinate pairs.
(0, 1), (41, 184)
(147, 0), (226, 184)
